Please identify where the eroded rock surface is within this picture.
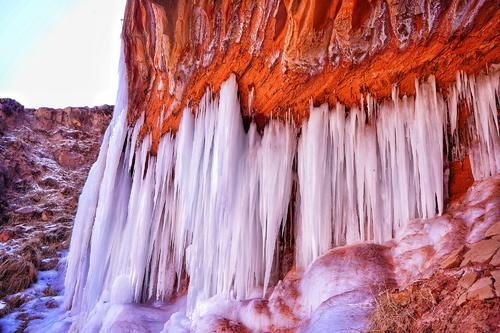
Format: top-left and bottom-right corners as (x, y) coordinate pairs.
(122, 0), (499, 150)
(0, 98), (112, 323)
(369, 176), (500, 333)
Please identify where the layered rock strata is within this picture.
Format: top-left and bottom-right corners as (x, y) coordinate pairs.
(122, 0), (500, 149)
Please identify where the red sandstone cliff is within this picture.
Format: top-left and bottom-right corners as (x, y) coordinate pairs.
(122, 0), (499, 150)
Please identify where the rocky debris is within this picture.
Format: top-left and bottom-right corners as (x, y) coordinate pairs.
(466, 277), (495, 301)
(440, 245), (466, 270)
(442, 215), (500, 306)
(369, 176), (500, 332)
(370, 265), (500, 332)
(461, 239), (500, 267)
(0, 98), (111, 319)
(443, 218), (500, 274)
(458, 272), (478, 290)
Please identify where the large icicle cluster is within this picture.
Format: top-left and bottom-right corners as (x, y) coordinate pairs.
(296, 71), (499, 268)
(448, 72), (500, 179)
(173, 81), (296, 310)
(65, 60), (499, 327)
(65, 74), (296, 323)
(296, 78), (447, 267)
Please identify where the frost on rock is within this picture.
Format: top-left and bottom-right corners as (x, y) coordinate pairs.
(64, 62), (499, 331)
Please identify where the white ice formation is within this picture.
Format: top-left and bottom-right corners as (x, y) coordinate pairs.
(64, 53), (499, 330)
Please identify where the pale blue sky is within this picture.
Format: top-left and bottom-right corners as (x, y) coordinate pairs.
(0, 0), (125, 107)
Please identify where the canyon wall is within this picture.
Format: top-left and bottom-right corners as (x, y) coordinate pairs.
(60, 1), (500, 331)
(122, 0), (499, 150)
(0, 99), (112, 328)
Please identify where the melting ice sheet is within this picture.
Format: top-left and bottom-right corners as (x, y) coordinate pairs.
(63, 65), (499, 331)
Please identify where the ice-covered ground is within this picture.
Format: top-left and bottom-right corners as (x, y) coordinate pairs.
(0, 250), (186, 333)
(1, 252), (69, 333)
(0, 175), (498, 332)
(156, 175), (498, 332)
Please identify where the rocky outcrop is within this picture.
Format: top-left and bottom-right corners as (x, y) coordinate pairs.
(0, 99), (111, 321)
(122, 0), (499, 149)
(0, 99), (112, 228)
(369, 181), (500, 333)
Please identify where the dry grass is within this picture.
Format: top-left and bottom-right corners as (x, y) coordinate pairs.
(368, 286), (436, 333)
(4, 294), (28, 309)
(0, 256), (37, 297)
(0, 238), (42, 297)
(45, 299), (58, 309)
(42, 285), (57, 297)
(41, 226), (70, 245)
(0, 294), (30, 317)
(39, 258), (59, 271)
(0, 232), (63, 301)
(19, 240), (42, 268)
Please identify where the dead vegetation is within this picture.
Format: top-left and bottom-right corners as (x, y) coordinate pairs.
(0, 255), (37, 298)
(42, 285), (57, 297)
(368, 286), (436, 333)
(41, 226), (71, 246)
(0, 294), (30, 317)
(19, 240), (42, 268)
(0, 233), (68, 319)
(368, 269), (500, 333)
(0, 235), (64, 300)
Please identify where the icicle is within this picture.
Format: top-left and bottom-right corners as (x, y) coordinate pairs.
(64, 44), (130, 315)
(259, 120), (296, 294)
(296, 103), (332, 269)
(460, 73), (500, 179)
(148, 134), (176, 301)
(66, 67), (499, 329)
(175, 75), (296, 311)
(296, 76), (448, 268)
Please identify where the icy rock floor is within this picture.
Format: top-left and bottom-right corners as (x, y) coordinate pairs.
(1, 249), (186, 333)
(1, 252), (70, 333)
(165, 175), (498, 333)
(5, 175), (498, 333)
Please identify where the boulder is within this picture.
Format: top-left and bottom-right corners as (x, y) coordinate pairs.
(490, 250), (500, 267)
(456, 292), (467, 306)
(15, 206), (37, 215)
(55, 150), (84, 169)
(0, 230), (14, 242)
(485, 222), (500, 238)
(440, 246), (465, 269)
(467, 277), (495, 301)
(458, 272), (478, 290)
(490, 270), (500, 297)
(460, 239), (500, 267)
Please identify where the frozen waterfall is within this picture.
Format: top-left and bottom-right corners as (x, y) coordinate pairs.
(64, 62), (499, 328)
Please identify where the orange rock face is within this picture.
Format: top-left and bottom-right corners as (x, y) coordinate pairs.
(122, 0), (499, 151)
